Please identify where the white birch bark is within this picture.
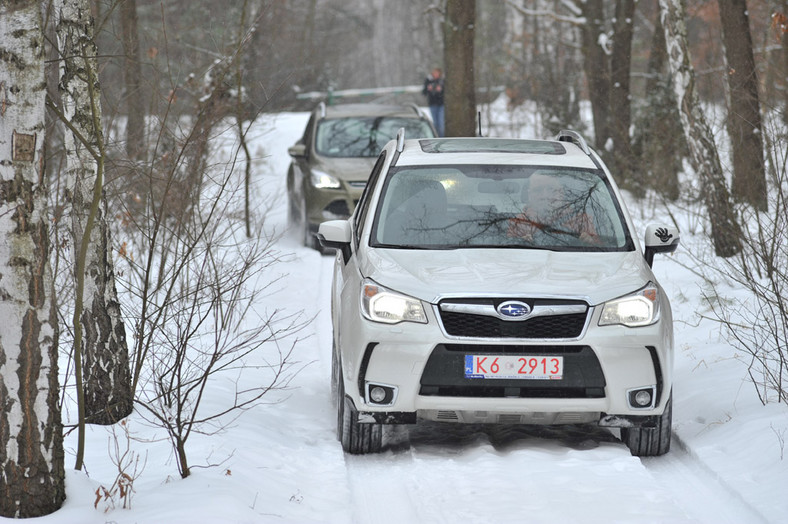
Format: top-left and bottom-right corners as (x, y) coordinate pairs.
(658, 0), (741, 257)
(0, 0), (65, 517)
(56, 0), (132, 424)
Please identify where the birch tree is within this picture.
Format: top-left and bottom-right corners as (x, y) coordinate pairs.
(55, 0), (132, 435)
(659, 0), (741, 257)
(0, 0), (66, 516)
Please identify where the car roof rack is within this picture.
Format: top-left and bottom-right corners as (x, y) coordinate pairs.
(396, 127), (406, 153)
(318, 101), (326, 119)
(556, 129), (590, 156)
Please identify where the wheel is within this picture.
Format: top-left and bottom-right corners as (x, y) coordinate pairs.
(300, 200), (325, 252)
(300, 200), (311, 248)
(621, 392), (672, 457)
(330, 342), (339, 407)
(336, 366), (382, 454)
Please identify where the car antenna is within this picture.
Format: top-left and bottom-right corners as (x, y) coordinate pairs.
(477, 111), (483, 137)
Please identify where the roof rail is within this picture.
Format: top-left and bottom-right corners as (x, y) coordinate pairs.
(318, 101), (326, 118)
(396, 127), (406, 152)
(407, 102), (422, 117)
(556, 129), (590, 155)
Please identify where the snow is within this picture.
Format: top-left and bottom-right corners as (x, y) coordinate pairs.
(20, 98), (788, 523)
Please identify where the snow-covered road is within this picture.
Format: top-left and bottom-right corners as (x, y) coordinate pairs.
(299, 249), (769, 524)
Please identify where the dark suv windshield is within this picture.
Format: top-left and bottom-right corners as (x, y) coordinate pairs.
(371, 165), (633, 251)
(315, 117), (435, 158)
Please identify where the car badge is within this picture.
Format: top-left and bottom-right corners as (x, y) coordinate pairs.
(497, 301), (531, 320)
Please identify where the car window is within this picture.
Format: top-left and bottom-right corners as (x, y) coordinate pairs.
(315, 117), (434, 158)
(370, 165), (633, 251)
(354, 152), (388, 247)
(302, 114), (316, 150)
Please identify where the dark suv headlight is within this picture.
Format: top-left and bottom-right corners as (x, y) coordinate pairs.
(310, 169), (341, 189)
(598, 283), (660, 327)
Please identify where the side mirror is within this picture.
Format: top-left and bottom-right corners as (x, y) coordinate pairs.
(317, 220), (352, 263)
(288, 143), (307, 158)
(643, 224), (680, 267)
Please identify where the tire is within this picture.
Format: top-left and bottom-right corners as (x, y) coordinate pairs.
(336, 367), (382, 454)
(300, 201), (311, 248)
(621, 392), (672, 457)
(330, 343), (339, 407)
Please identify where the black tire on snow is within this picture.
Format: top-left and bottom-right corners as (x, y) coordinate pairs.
(336, 368), (382, 454)
(621, 392), (672, 457)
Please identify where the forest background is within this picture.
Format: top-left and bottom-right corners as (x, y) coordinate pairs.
(1, 0), (788, 518)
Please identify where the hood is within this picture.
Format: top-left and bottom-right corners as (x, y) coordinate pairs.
(314, 156), (377, 182)
(360, 248), (653, 306)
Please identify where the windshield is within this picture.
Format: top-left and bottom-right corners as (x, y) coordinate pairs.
(315, 117), (435, 157)
(370, 165), (633, 251)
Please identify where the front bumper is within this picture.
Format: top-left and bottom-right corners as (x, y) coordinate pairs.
(339, 302), (673, 427)
(305, 182), (364, 231)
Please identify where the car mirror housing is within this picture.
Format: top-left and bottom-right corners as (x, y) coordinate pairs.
(288, 143), (307, 158)
(644, 224), (680, 267)
(317, 220), (352, 263)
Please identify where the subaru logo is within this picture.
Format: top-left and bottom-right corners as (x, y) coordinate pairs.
(497, 301), (531, 320)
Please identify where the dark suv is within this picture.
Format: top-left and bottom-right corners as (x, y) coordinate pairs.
(287, 102), (436, 250)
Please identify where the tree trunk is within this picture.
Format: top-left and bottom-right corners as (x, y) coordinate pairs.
(579, 0), (610, 150)
(609, 0), (636, 189)
(640, 11), (682, 201)
(444, 0), (477, 137)
(659, 0), (741, 257)
(120, 0), (145, 161)
(56, 0), (133, 429)
(718, 0), (767, 211)
(0, 1), (66, 516)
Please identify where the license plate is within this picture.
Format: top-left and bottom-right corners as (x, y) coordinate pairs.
(464, 355), (563, 380)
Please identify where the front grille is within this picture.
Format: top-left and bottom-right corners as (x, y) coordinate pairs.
(420, 385), (602, 398)
(438, 298), (589, 339)
(440, 312), (587, 338)
(419, 344), (606, 399)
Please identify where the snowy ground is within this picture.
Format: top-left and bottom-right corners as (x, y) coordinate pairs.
(20, 100), (788, 523)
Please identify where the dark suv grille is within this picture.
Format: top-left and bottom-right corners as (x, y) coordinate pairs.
(438, 298), (589, 339)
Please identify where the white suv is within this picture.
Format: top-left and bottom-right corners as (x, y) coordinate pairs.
(318, 131), (680, 456)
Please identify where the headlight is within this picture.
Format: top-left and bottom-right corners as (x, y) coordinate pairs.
(310, 169), (341, 189)
(598, 283), (660, 327)
(361, 279), (427, 325)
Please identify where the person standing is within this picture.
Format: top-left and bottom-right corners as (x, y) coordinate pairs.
(422, 67), (445, 137)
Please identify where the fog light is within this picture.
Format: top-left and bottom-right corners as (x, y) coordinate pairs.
(365, 382), (397, 406)
(627, 386), (656, 409)
(370, 387), (387, 403)
(634, 390), (652, 407)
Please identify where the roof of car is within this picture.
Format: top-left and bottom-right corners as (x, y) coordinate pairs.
(317, 103), (426, 119)
(394, 137), (599, 169)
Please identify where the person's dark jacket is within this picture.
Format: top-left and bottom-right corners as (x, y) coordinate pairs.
(422, 76), (444, 106)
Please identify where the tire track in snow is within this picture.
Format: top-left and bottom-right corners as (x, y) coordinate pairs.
(642, 432), (771, 524)
(344, 446), (425, 524)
